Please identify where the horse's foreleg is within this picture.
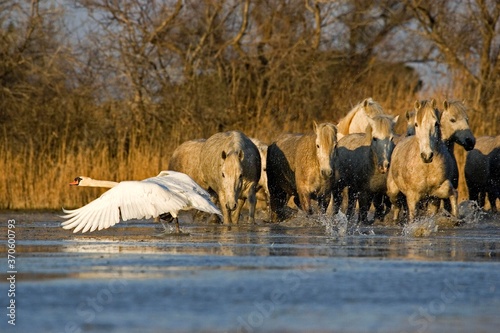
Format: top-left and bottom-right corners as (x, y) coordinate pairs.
(219, 194), (233, 224)
(358, 192), (372, 225)
(383, 195), (392, 216)
(298, 191), (312, 215)
(268, 183), (288, 222)
(406, 193), (419, 223)
(317, 192), (331, 214)
(442, 198), (452, 214)
(372, 193), (385, 221)
(488, 179), (499, 212)
(346, 188), (357, 221)
(231, 198), (245, 224)
(246, 186), (258, 224)
(478, 192), (486, 209)
(386, 174), (402, 223)
(332, 184), (343, 214)
(427, 198), (441, 216)
(432, 180), (458, 217)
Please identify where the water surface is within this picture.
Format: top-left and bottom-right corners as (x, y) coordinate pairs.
(0, 210), (499, 333)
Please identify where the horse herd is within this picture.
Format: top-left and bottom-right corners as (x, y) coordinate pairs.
(167, 98), (499, 226)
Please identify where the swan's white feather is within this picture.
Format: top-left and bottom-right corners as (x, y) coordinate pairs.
(62, 171), (221, 233)
(152, 171), (221, 215)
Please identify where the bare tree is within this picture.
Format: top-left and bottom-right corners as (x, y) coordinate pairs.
(408, 0), (500, 129)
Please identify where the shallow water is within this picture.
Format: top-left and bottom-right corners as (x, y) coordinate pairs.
(1, 210), (499, 333)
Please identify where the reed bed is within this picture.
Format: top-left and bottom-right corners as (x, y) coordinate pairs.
(0, 72), (495, 211)
(0, 105), (483, 211)
(0, 138), (170, 210)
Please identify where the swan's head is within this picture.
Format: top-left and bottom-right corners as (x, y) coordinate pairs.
(69, 176), (91, 186)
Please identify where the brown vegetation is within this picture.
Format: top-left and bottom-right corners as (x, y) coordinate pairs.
(0, 0), (498, 209)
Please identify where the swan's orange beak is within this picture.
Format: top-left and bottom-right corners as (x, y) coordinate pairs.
(69, 180), (79, 186)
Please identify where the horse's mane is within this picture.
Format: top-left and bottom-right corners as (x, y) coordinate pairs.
(415, 100), (442, 140)
(315, 122), (337, 148)
(369, 115), (395, 134)
(444, 100), (467, 116)
(337, 98), (384, 135)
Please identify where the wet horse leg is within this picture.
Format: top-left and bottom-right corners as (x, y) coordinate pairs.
(358, 191), (372, 224)
(372, 193), (387, 222)
(478, 192), (486, 209)
(427, 197), (441, 216)
(317, 192), (331, 214)
(346, 188), (357, 221)
(268, 179), (289, 222)
(386, 173), (402, 223)
(219, 193), (233, 224)
(245, 185), (258, 224)
(332, 183), (344, 214)
(431, 180), (458, 217)
(298, 190), (312, 215)
(231, 198), (245, 224)
(488, 179), (499, 212)
(406, 192), (420, 222)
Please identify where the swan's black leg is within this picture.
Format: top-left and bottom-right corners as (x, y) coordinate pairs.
(154, 215), (189, 236)
(155, 213), (174, 232)
(174, 217), (180, 233)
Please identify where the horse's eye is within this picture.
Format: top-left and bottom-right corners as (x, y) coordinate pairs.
(414, 123), (418, 128)
(450, 118), (456, 123)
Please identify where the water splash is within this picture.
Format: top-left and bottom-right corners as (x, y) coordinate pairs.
(317, 212), (375, 237)
(317, 212), (348, 237)
(402, 217), (438, 237)
(458, 200), (488, 224)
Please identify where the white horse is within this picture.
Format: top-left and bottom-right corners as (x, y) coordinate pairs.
(337, 98), (387, 136)
(387, 100), (457, 223)
(200, 131), (261, 224)
(267, 122), (338, 221)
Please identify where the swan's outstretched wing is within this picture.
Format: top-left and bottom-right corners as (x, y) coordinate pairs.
(151, 171), (222, 216)
(61, 181), (188, 233)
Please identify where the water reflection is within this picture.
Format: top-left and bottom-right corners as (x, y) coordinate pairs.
(3, 212), (496, 263)
(2, 212), (499, 333)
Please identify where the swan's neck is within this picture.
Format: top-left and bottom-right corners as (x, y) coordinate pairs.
(84, 179), (119, 188)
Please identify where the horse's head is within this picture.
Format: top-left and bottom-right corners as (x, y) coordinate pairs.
(360, 97), (384, 118)
(314, 121), (338, 179)
(366, 115), (396, 174)
(405, 110), (416, 136)
(339, 98), (385, 135)
(220, 149), (244, 211)
(441, 100), (475, 151)
(414, 99), (441, 163)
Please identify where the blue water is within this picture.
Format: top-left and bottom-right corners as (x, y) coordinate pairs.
(1, 213), (499, 333)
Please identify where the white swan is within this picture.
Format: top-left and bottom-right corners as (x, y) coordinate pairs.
(61, 170), (221, 234)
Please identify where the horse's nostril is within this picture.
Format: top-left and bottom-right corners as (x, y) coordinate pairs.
(321, 169), (333, 178)
(465, 138), (475, 150)
(421, 152), (433, 163)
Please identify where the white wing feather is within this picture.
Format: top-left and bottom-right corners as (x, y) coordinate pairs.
(62, 181), (189, 233)
(152, 171), (221, 216)
(61, 171), (221, 233)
